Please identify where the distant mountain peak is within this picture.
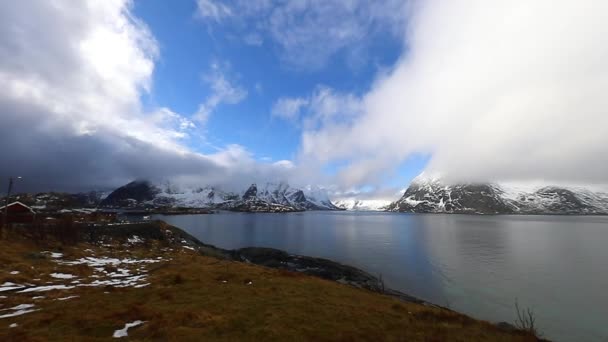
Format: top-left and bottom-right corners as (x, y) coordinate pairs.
(100, 180), (339, 212)
(388, 174), (608, 214)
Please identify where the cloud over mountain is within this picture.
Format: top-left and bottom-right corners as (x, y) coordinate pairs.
(0, 0), (292, 192)
(297, 0), (608, 186)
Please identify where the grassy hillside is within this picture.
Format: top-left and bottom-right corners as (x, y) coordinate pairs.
(0, 223), (540, 341)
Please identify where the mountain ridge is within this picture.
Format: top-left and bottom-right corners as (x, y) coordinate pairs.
(387, 175), (608, 215)
(100, 180), (339, 212)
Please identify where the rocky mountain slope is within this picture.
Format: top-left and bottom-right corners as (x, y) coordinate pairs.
(101, 180), (339, 212)
(334, 199), (392, 211)
(387, 174), (608, 215)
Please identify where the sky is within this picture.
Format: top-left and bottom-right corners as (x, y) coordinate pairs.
(1, 0), (607, 200)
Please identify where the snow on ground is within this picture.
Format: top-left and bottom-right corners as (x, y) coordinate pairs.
(41, 252), (64, 259)
(0, 304), (38, 319)
(0, 243), (181, 326)
(59, 256), (163, 267)
(1, 253), (166, 298)
(127, 235), (143, 244)
(113, 320), (145, 338)
(0, 282), (25, 292)
(50, 273), (76, 279)
(9, 271), (19, 275)
(18, 285), (75, 293)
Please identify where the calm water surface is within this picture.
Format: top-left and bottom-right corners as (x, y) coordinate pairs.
(154, 212), (608, 342)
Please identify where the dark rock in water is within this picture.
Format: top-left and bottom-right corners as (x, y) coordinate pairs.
(235, 247), (384, 292)
(101, 180), (160, 208)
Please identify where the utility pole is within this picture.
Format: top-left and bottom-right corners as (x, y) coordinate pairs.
(2, 176), (21, 232)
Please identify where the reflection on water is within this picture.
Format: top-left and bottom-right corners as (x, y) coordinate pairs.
(155, 211), (608, 342)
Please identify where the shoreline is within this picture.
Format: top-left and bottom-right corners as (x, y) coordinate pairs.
(106, 220), (524, 331)
(1, 220), (541, 340)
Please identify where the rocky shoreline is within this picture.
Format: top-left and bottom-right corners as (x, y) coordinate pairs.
(79, 220), (429, 303)
(9, 219), (532, 337)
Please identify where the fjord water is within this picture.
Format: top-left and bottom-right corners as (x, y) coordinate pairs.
(156, 212), (608, 341)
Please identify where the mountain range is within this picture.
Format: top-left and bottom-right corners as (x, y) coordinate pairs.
(8, 175), (608, 215)
(333, 199), (392, 211)
(386, 174), (608, 215)
(100, 180), (340, 212)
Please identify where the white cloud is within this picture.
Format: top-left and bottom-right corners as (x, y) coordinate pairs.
(299, 0), (608, 187)
(272, 86), (362, 128)
(193, 0), (408, 69)
(271, 97), (308, 121)
(0, 0), (287, 191)
(194, 63), (248, 124)
(195, 0), (233, 22)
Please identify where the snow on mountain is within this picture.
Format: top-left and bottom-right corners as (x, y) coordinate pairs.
(387, 174), (608, 214)
(155, 181), (238, 207)
(302, 185), (340, 210)
(101, 180), (339, 211)
(333, 199), (392, 211)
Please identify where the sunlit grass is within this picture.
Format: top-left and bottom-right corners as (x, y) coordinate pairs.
(0, 230), (538, 341)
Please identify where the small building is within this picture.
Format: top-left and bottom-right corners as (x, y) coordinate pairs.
(0, 201), (36, 223)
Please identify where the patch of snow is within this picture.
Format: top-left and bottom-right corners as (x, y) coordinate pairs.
(9, 271), (19, 275)
(50, 273), (76, 279)
(59, 256), (162, 267)
(42, 252), (63, 259)
(17, 285), (75, 293)
(2, 304), (35, 311)
(0, 309), (38, 318)
(113, 320), (144, 338)
(0, 304), (38, 319)
(0, 282), (25, 292)
(31, 296), (45, 300)
(56, 295), (79, 301)
(9, 323), (17, 328)
(127, 235), (143, 244)
(182, 246), (195, 251)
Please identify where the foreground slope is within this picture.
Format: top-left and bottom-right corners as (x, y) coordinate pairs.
(388, 174), (608, 214)
(0, 223), (539, 341)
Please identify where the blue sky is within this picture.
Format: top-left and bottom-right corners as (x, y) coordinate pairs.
(2, 0), (605, 194)
(132, 0), (426, 191)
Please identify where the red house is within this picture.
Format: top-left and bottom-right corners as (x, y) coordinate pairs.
(0, 201), (36, 223)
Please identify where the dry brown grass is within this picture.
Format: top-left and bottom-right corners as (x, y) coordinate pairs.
(0, 232), (539, 341)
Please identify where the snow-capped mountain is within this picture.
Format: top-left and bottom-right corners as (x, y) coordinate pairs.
(333, 199), (392, 211)
(387, 174), (608, 214)
(101, 180), (339, 211)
